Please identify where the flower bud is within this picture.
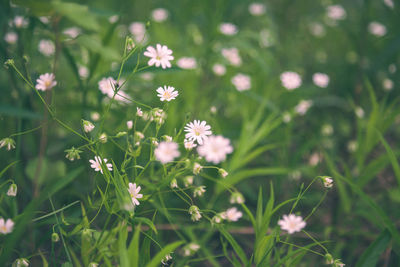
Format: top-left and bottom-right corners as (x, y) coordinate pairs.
(12, 258), (29, 267)
(82, 120), (95, 133)
(7, 183), (17, 197)
(170, 178), (178, 188)
(193, 163), (203, 175)
(0, 137), (16, 151)
(65, 147), (83, 161)
(52, 232), (60, 242)
(218, 168), (228, 178)
(99, 133), (107, 143)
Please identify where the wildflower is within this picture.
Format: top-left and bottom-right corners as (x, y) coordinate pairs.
(152, 8), (169, 22)
(135, 131), (144, 140)
(13, 258), (29, 267)
(99, 133), (107, 143)
(383, 78), (394, 91)
(309, 23), (325, 37)
(368, 22), (386, 37)
(109, 15), (119, 23)
(140, 72), (154, 81)
(321, 176), (333, 188)
(151, 138), (159, 146)
(219, 23), (238, 35)
(210, 106), (217, 114)
(98, 77), (129, 103)
(38, 40), (55, 57)
(222, 207), (243, 222)
(189, 205), (201, 221)
(39, 16), (50, 24)
(221, 48), (242, 66)
(128, 183), (143, 206)
(295, 100), (313, 115)
(282, 112), (292, 123)
(184, 120), (212, 145)
(249, 2), (266, 16)
(183, 243), (200, 256)
(155, 141), (180, 164)
(193, 186), (206, 197)
(0, 137), (16, 151)
(384, 0), (394, 9)
(280, 71), (302, 90)
(177, 57), (197, 69)
(312, 73), (330, 88)
(35, 73), (57, 91)
(82, 120), (95, 133)
(170, 178), (178, 188)
(89, 156), (113, 174)
(231, 73), (251, 91)
(309, 152), (321, 166)
(52, 232), (60, 242)
(184, 176), (194, 187)
(65, 147), (83, 161)
(63, 27), (81, 39)
(230, 192), (245, 204)
(144, 44), (174, 69)
(156, 86), (179, 101)
(278, 214), (306, 234)
(212, 64), (226, 76)
(0, 218), (14, 234)
(127, 120), (133, 129)
(129, 22), (147, 43)
(4, 32), (18, 44)
(7, 183), (17, 197)
(211, 213), (225, 224)
(347, 140), (358, 152)
(136, 107), (143, 117)
(13, 16), (28, 28)
(193, 163), (203, 175)
(161, 253), (172, 265)
(163, 135), (173, 142)
(219, 168), (228, 178)
(79, 66), (89, 79)
(88, 263), (99, 267)
(326, 5), (346, 21)
(355, 107), (364, 118)
(91, 112), (100, 121)
(197, 135), (233, 164)
(116, 131), (127, 138)
(126, 37), (135, 51)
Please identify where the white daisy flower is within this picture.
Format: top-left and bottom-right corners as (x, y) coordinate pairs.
(231, 73), (251, 91)
(0, 218), (14, 234)
(278, 214), (306, 234)
(151, 8), (169, 22)
(144, 44), (174, 69)
(35, 73), (57, 91)
(154, 141), (180, 164)
(249, 3), (266, 16)
(156, 86), (179, 101)
(184, 120), (212, 145)
(89, 156), (113, 174)
(38, 40), (55, 57)
(128, 183), (143, 206)
(177, 57), (197, 69)
(222, 207), (243, 222)
(312, 73), (330, 88)
(219, 23), (238, 35)
(280, 71), (302, 90)
(197, 135), (233, 164)
(4, 32), (18, 44)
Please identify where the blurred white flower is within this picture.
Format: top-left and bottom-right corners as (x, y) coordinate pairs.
(222, 207), (242, 222)
(4, 32), (18, 44)
(170, 178), (178, 188)
(219, 168), (228, 178)
(189, 205), (202, 221)
(193, 163), (203, 175)
(161, 253), (172, 265)
(177, 57), (197, 69)
(355, 107), (364, 118)
(197, 135), (233, 164)
(295, 100), (313, 115)
(140, 72), (154, 81)
(309, 23), (325, 37)
(231, 73), (251, 91)
(193, 186), (206, 197)
(347, 140), (358, 152)
(0, 138), (15, 151)
(212, 64), (226, 76)
(312, 73), (330, 88)
(98, 77), (129, 103)
(230, 192), (245, 204)
(39, 16), (50, 24)
(109, 15), (119, 23)
(63, 27), (81, 39)
(282, 112), (292, 123)
(383, 78), (394, 91)
(82, 120), (95, 133)
(127, 120), (133, 129)
(38, 40), (55, 57)
(309, 152), (321, 166)
(128, 183), (143, 206)
(35, 73), (57, 91)
(91, 112), (100, 121)
(321, 124), (334, 136)
(183, 243), (200, 256)
(278, 214), (306, 234)
(210, 106), (217, 114)
(89, 156), (113, 174)
(129, 22), (147, 43)
(184, 176), (194, 187)
(13, 16), (28, 28)
(155, 141), (180, 164)
(144, 44), (174, 69)
(221, 48), (242, 66)
(152, 8), (169, 22)
(368, 22), (387, 37)
(7, 183), (17, 197)
(219, 23), (238, 35)
(156, 86), (179, 101)
(280, 71), (302, 90)
(184, 120), (212, 145)
(249, 2), (266, 16)
(99, 133), (107, 143)
(0, 218), (14, 234)
(136, 107), (143, 117)
(184, 139), (197, 151)
(14, 258), (29, 267)
(384, 0), (394, 8)
(78, 66), (89, 79)
(326, 5), (346, 21)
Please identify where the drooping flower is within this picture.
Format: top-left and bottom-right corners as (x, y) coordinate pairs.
(151, 8), (169, 22)
(184, 120), (212, 145)
(154, 141), (180, 164)
(35, 73), (57, 91)
(128, 183), (143, 206)
(193, 186), (206, 197)
(89, 156), (113, 174)
(65, 147), (83, 161)
(280, 71), (302, 90)
(161, 253), (172, 265)
(144, 44), (174, 69)
(189, 205), (202, 221)
(230, 192), (245, 204)
(222, 207), (243, 222)
(99, 133), (108, 143)
(183, 176), (194, 187)
(219, 168), (228, 178)
(278, 214), (306, 234)
(82, 120), (95, 133)
(197, 135), (233, 164)
(177, 57), (197, 69)
(183, 243), (200, 256)
(294, 100), (313, 115)
(321, 176), (333, 188)
(7, 183), (17, 197)
(312, 73), (330, 88)
(38, 40), (55, 57)
(136, 107), (143, 117)
(0, 218), (14, 234)
(249, 2), (266, 16)
(231, 73), (251, 91)
(156, 86), (179, 101)
(193, 163), (203, 175)
(219, 23), (238, 36)
(0, 137), (16, 151)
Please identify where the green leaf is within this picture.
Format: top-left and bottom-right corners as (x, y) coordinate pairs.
(119, 224), (129, 267)
(134, 217), (157, 234)
(76, 35), (120, 61)
(145, 241), (184, 267)
(52, 1), (100, 31)
(217, 225), (248, 265)
(128, 225), (141, 267)
(355, 229), (391, 267)
(377, 130), (400, 187)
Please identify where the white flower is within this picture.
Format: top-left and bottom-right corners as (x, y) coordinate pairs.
(219, 23), (238, 35)
(193, 163), (203, 175)
(355, 107), (364, 118)
(13, 16), (28, 28)
(63, 27), (81, 38)
(295, 100), (313, 115)
(212, 64), (226, 76)
(0, 138), (16, 151)
(283, 112), (292, 123)
(163, 135), (173, 142)
(321, 124), (334, 136)
(141, 72), (154, 81)
(184, 139), (197, 151)
(170, 178), (178, 188)
(156, 86), (179, 101)
(219, 168), (228, 178)
(129, 22), (147, 43)
(312, 73), (330, 88)
(184, 120), (212, 145)
(383, 78), (394, 91)
(0, 218), (14, 234)
(99, 133), (107, 143)
(89, 156), (113, 174)
(79, 66), (89, 79)
(309, 152), (321, 166)
(38, 40), (55, 57)
(189, 205), (202, 221)
(151, 8), (169, 22)
(91, 112), (100, 121)
(82, 120), (95, 133)
(184, 176), (194, 187)
(128, 183), (143, 206)
(210, 106), (217, 114)
(221, 48), (242, 66)
(222, 207), (242, 222)
(39, 16), (50, 24)
(309, 23), (325, 37)
(230, 192), (245, 204)
(183, 243), (200, 256)
(127, 120), (133, 129)
(211, 213), (225, 224)
(249, 2), (266, 16)
(4, 32), (18, 44)
(98, 77), (129, 103)
(197, 135), (233, 164)
(231, 73), (251, 91)
(7, 183), (17, 197)
(193, 186), (206, 197)
(278, 214), (306, 234)
(109, 15), (119, 23)
(136, 107), (143, 117)
(322, 177), (333, 188)
(135, 131), (144, 140)
(384, 0), (394, 8)
(326, 5), (346, 21)
(161, 253), (172, 265)
(35, 73), (57, 91)
(177, 57), (197, 69)
(144, 44), (174, 69)
(368, 22), (387, 37)
(154, 141), (180, 164)
(280, 71), (302, 90)
(14, 258), (29, 267)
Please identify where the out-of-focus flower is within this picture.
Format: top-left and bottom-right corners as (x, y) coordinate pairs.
(309, 23), (325, 37)
(0, 218), (14, 234)
(128, 183), (143, 206)
(321, 124), (334, 136)
(189, 205), (202, 221)
(219, 23), (238, 35)
(7, 183), (17, 197)
(177, 57), (197, 69)
(197, 135), (233, 164)
(368, 22), (387, 37)
(157, 86), (179, 101)
(13, 258), (29, 267)
(280, 71), (302, 90)
(91, 112), (100, 121)
(170, 178), (178, 188)
(99, 133), (107, 143)
(0, 138), (16, 151)
(347, 140), (358, 152)
(129, 22), (147, 43)
(151, 8), (169, 22)
(219, 168), (228, 178)
(321, 176), (333, 188)
(193, 163), (203, 175)
(78, 66), (89, 79)
(89, 156), (113, 174)
(109, 15), (119, 23)
(231, 73), (251, 91)
(249, 2), (266, 16)
(309, 152), (321, 166)
(155, 141), (180, 164)
(230, 192), (245, 204)
(63, 27), (81, 39)
(161, 254), (172, 265)
(384, 0), (394, 8)
(136, 107), (143, 117)
(65, 147), (83, 161)
(312, 73), (330, 88)
(184, 139), (197, 151)
(127, 120), (133, 129)
(82, 120), (95, 133)
(278, 214), (306, 234)
(13, 16), (28, 28)
(383, 78), (394, 91)
(184, 176), (194, 187)
(283, 112), (292, 123)
(4, 32), (18, 44)
(38, 40), (55, 57)
(183, 243), (200, 256)
(222, 207), (242, 222)
(221, 48), (242, 66)
(193, 186), (206, 197)
(212, 64), (226, 76)
(355, 107), (364, 118)
(35, 73), (57, 91)
(144, 44), (174, 69)
(326, 5), (346, 21)
(295, 100), (313, 115)
(184, 120), (212, 145)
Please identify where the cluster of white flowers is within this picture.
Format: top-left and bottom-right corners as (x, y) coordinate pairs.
(151, 8), (169, 22)
(280, 71), (302, 90)
(221, 48), (242, 66)
(231, 73), (251, 91)
(129, 22), (147, 43)
(219, 23), (238, 36)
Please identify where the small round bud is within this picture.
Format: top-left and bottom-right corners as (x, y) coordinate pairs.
(52, 232), (60, 242)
